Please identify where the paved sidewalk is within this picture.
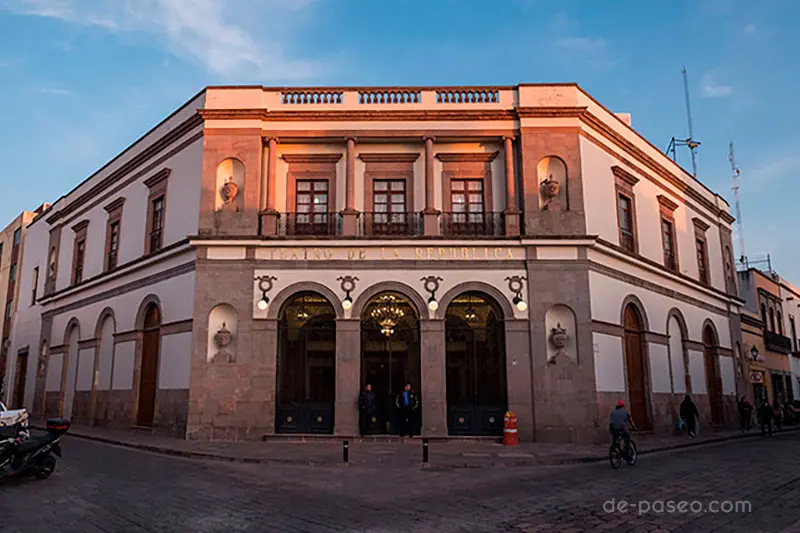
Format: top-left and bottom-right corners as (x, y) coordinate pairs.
(33, 421), (792, 469)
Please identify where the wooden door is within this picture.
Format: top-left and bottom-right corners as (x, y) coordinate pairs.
(703, 327), (724, 425)
(137, 305), (160, 427)
(624, 305), (651, 429)
(12, 352), (27, 409)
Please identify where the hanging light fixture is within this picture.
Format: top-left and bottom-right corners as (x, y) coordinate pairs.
(463, 295), (478, 322)
(370, 294), (406, 337)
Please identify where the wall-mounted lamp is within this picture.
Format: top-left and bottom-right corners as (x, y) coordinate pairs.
(421, 276), (443, 312)
(750, 345), (759, 361)
(337, 276), (358, 311)
(506, 275), (528, 312)
(255, 275), (277, 311)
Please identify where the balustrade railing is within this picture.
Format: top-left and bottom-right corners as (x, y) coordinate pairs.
(358, 88), (421, 104)
(765, 331), (793, 355)
(436, 88), (500, 104)
(279, 212), (340, 237)
(358, 212), (421, 237)
(281, 90), (343, 105)
(441, 212), (506, 237)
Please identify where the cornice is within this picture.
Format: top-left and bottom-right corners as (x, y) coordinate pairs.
(692, 217), (711, 232)
(435, 151), (499, 163)
(611, 165), (640, 187)
(70, 219), (89, 233)
(358, 153), (420, 163)
(103, 197), (126, 213)
(657, 194), (679, 212)
(143, 168), (172, 189)
(281, 153), (343, 164)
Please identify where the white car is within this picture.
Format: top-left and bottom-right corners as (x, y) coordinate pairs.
(0, 401), (28, 429)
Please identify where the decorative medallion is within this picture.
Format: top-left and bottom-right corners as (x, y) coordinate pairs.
(220, 176), (239, 205)
(548, 322), (569, 364)
(211, 322), (235, 363)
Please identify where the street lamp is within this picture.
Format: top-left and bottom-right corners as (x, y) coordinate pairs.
(750, 346), (759, 361)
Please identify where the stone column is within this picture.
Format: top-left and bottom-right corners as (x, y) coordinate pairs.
(261, 137), (279, 236)
(503, 136), (520, 236)
(422, 137), (440, 236)
(335, 319), (360, 437)
(341, 137), (358, 236)
(420, 319), (447, 437)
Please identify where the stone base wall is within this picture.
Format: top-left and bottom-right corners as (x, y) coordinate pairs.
(650, 393), (680, 435)
(44, 392), (60, 419)
(102, 390), (133, 429)
(153, 389), (189, 438)
(70, 391), (92, 426)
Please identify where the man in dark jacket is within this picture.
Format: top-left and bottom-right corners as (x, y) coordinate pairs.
(738, 396), (753, 433)
(758, 401), (774, 437)
(359, 384), (377, 437)
(396, 383), (419, 437)
(680, 394), (700, 438)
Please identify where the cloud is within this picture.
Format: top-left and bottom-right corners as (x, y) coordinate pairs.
(700, 70), (733, 98)
(553, 36), (617, 68)
(749, 155), (800, 185)
(0, 0), (324, 81)
(743, 23), (757, 35)
(39, 87), (72, 96)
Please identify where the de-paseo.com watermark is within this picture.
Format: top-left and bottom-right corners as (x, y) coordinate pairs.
(604, 498), (752, 515)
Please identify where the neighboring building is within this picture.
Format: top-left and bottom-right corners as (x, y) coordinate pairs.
(7, 84), (742, 442)
(778, 277), (800, 400)
(0, 207), (47, 407)
(738, 268), (794, 408)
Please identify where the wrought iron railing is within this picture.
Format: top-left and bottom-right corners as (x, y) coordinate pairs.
(279, 212), (340, 237)
(765, 331), (793, 354)
(358, 212), (421, 237)
(441, 212), (506, 237)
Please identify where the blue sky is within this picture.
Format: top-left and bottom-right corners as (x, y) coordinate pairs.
(0, 0), (798, 278)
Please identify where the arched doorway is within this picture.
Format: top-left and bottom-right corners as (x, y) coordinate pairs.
(276, 292), (336, 434)
(703, 325), (724, 425)
(137, 303), (161, 427)
(361, 292), (420, 435)
(623, 304), (651, 429)
(445, 292), (507, 436)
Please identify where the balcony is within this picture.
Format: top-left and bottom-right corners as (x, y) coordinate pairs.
(279, 212), (340, 237)
(765, 331), (793, 354)
(358, 212), (421, 237)
(275, 86), (508, 109)
(441, 212), (506, 237)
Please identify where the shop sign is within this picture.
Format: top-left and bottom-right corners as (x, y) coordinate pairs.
(750, 371), (764, 384)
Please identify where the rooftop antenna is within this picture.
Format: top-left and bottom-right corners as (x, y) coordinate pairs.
(729, 142), (746, 266)
(665, 66), (701, 177)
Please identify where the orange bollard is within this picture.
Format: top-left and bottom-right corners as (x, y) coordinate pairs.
(503, 411), (518, 446)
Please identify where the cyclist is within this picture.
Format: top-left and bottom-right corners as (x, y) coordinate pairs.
(609, 400), (637, 455)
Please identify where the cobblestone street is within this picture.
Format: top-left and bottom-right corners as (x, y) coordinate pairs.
(1, 432), (799, 532)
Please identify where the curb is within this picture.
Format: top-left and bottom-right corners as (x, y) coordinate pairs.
(43, 425), (799, 469)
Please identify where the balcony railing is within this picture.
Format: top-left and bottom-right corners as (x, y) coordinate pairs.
(358, 212), (421, 237)
(279, 212), (340, 237)
(441, 212), (506, 237)
(765, 331), (793, 354)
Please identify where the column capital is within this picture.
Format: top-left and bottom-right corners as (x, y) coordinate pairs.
(502, 135), (516, 142)
(345, 136), (357, 144)
(423, 136), (436, 143)
(266, 137), (280, 145)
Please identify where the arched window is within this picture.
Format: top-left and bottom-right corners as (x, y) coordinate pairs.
(769, 307), (776, 333)
(761, 303), (768, 330)
(778, 311), (784, 335)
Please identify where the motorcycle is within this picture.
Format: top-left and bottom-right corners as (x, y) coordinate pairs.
(0, 418), (71, 481)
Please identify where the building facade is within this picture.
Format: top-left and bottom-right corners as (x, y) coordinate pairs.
(6, 84), (743, 442)
(778, 277), (800, 400)
(738, 268), (795, 408)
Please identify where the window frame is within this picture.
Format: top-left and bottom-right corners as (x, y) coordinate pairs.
(103, 197), (124, 272)
(692, 217), (711, 286)
(295, 179), (330, 224)
(657, 195), (680, 272)
(144, 168), (170, 256)
(31, 266), (38, 306)
(70, 219), (89, 286)
(612, 166), (639, 254)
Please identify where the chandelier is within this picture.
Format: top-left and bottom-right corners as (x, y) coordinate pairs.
(370, 294), (406, 337)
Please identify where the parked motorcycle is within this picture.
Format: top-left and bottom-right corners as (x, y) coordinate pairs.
(0, 418), (70, 481)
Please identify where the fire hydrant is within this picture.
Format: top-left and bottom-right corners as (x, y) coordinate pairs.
(503, 411), (518, 446)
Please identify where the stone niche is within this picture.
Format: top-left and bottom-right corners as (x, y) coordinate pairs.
(545, 304), (578, 364)
(215, 158), (244, 212)
(207, 304), (238, 364)
(537, 156), (568, 211)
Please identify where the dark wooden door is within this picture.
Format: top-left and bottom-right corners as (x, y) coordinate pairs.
(12, 352), (27, 409)
(137, 305), (160, 427)
(624, 305), (650, 429)
(703, 328), (724, 425)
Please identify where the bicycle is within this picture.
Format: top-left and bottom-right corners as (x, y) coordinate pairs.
(608, 433), (638, 469)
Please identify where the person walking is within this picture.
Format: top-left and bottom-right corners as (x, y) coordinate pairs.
(773, 402), (783, 432)
(395, 383), (418, 437)
(359, 384), (377, 437)
(737, 396), (753, 433)
(758, 401), (774, 437)
(679, 394), (700, 438)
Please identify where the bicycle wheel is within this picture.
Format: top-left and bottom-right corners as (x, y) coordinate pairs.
(609, 444), (622, 469)
(624, 440), (638, 466)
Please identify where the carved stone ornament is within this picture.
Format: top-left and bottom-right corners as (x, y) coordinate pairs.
(220, 176), (239, 205)
(212, 322), (235, 363)
(540, 174), (560, 198)
(548, 322), (569, 363)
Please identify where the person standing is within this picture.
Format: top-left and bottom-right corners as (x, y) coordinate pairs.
(738, 396), (753, 433)
(679, 394), (700, 438)
(758, 401), (774, 437)
(359, 384), (377, 437)
(396, 383), (418, 437)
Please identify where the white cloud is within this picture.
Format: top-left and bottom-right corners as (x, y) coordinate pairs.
(553, 36), (617, 68)
(749, 155), (800, 184)
(0, 0), (324, 80)
(700, 70), (733, 98)
(39, 87), (72, 95)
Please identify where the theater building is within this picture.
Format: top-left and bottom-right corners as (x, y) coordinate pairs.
(6, 84), (743, 442)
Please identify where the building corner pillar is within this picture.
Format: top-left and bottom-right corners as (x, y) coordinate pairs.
(422, 137), (440, 236)
(420, 319), (447, 437)
(341, 137), (358, 236)
(503, 136), (520, 236)
(335, 319), (360, 437)
(260, 137), (280, 236)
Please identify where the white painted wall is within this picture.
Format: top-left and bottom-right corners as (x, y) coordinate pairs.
(593, 333), (625, 392)
(75, 347), (94, 391)
(648, 343), (672, 393)
(668, 316), (686, 394)
(112, 342), (135, 390)
(688, 350), (707, 394)
(719, 355), (736, 395)
(159, 332), (192, 389)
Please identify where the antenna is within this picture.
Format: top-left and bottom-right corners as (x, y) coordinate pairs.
(665, 67), (701, 177)
(729, 142), (746, 265)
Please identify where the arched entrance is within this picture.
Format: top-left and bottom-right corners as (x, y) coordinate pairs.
(137, 303), (161, 427)
(276, 292), (336, 434)
(703, 325), (724, 425)
(445, 292), (507, 436)
(623, 304), (651, 429)
(361, 292), (420, 435)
